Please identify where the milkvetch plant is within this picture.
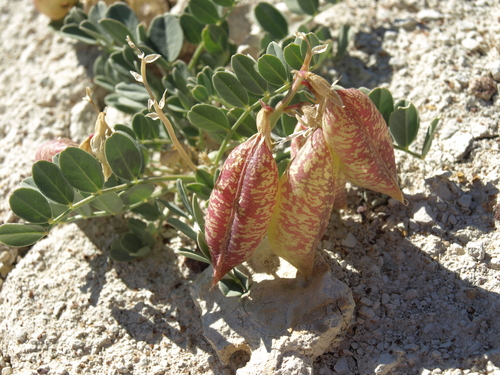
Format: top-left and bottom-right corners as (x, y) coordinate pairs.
(1, 0), (439, 297)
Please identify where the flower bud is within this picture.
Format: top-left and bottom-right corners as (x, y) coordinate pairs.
(205, 109), (278, 286)
(35, 137), (78, 162)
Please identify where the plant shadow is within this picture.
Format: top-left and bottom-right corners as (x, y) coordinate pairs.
(75, 217), (221, 371)
(315, 180), (500, 374)
(332, 28), (394, 89)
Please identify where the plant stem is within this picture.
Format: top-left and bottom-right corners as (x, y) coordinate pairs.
(213, 84), (292, 166)
(51, 175), (195, 225)
(393, 145), (423, 159)
(187, 42), (205, 73)
(140, 58), (198, 171)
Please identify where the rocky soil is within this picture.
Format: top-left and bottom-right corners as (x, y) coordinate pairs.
(1, 0), (500, 374)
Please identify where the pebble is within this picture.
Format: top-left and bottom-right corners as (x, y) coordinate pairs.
(359, 305), (376, 319)
(488, 61), (500, 82)
(458, 21), (476, 31)
(417, 9), (444, 22)
(490, 257), (500, 270)
(334, 357), (350, 375)
(0, 251), (10, 264)
(384, 31), (398, 41)
(461, 38), (480, 52)
(412, 203), (436, 225)
(374, 353), (400, 375)
(394, 18), (418, 31)
(341, 233), (358, 248)
(466, 241), (485, 260)
(1, 368), (13, 375)
(457, 194), (472, 208)
(469, 76), (497, 101)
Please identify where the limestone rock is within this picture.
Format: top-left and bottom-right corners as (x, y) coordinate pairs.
(190, 244), (354, 375)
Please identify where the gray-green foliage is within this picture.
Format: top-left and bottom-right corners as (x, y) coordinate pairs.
(0, 0), (439, 298)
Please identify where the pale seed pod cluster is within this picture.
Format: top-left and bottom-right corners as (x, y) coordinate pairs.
(205, 73), (404, 284)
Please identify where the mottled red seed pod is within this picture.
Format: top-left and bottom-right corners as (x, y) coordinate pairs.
(323, 89), (404, 202)
(205, 109), (278, 286)
(35, 137), (78, 162)
(268, 128), (341, 278)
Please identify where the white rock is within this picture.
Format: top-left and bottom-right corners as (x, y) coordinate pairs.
(466, 241), (485, 260)
(441, 131), (474, 161)
(458, 20), (476, 31)
(457, 194), (472, 208)
(190, 244), (355, 373)
(394, 18), (418, 31)
(374, 352), (402, 375)
(334, 357), (350, 375)
(487, 61), (500, 82)
(412, 203), (436, 225)
(384, 31), (398, 41)
(69, 100), (97, 143)
(449, 243), (465, 256)
(461, 38), (480, 52)
(490, 257), (500, 270)
(341, 233), (358, 248)
(417, 9), (444, 21)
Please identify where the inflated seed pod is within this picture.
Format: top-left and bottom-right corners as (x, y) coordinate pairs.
(35, 137), (78, 162)
(267, 127), (341, 278)
(205, 109), (278, 286)
(332, 171), (347, 210)
(323, 88), (404, 203)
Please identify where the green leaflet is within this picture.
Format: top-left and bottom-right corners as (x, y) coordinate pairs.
(213, 71), (249, 108)
(104, 132), (143, 181)
(389, 100), (420, 149)
(120, 184), (155, 205)
(254, 2), (288, 40)
(258, 54), (288, 85)
(148, 14), (183, 62)
(9, 188), (52, 224)
(188, 104), (230, 133)
(231, 54), (268, 95)
(188, 0), (220, 24)
(0, 224), (48, 247)
(369, 87), (394, 125)
(59, 147), (104, 193)
(32, 161), (74, 206)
